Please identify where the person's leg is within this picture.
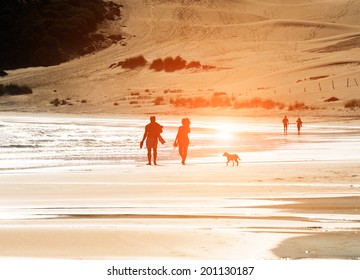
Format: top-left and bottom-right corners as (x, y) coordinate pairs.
(178, 147), (183, 158)
(179, 145), (187, 164)
(153, 148), (157, 165)
(182, 145), (188, 164)
(147, 148), (151, 165)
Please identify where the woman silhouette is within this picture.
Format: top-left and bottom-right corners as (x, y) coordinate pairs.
(296, 117), (303, 135)
(174, 118), (191, 165)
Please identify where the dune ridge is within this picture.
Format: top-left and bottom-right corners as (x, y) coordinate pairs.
(1, 0), (360, 117)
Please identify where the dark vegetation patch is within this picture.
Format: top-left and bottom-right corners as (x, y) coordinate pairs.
(0, 84), (32, 96)
(309, 75), (329, 80)
(167, 91), (315, 111)
(0, 0), (123, 69)
(170, 96), (210, 108)
(164, 89), (183, 94)
(0, 70), (8, 77)
(288, 101), (317, 111)
(124, 87), (318, 112)
(49, 97), (90, 106)
(297, 75), (329, 83)
(121, 55), (147, 69)
(149, 56), (215, 72)
(110, 55), (216, 72)
(288, 101), (307, 111)
(324, 97), (339, 102)
(170, 95), (286, 109)
(233, 98), (285, 110)
(50, 98), (66, 106)
(345, 99), (360, 109)
(153, 96), (165, 105)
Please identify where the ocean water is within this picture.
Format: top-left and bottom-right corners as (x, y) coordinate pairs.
(0, 114), (360, 171)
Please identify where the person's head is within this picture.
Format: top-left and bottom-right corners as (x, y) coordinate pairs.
(182, 118), (190, 126)
(150, 116), (156, 123)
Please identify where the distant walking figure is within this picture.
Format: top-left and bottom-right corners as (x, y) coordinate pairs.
(282, 115), (289, 135)
(174, 118), (191, 165)
(140, 116), (165, 165)
(296, 117), (303, 135)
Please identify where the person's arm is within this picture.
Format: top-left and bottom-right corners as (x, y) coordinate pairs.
(140, 128), (147, 147)
(173, 128), (179, 147)
(141, 127), (148, 141)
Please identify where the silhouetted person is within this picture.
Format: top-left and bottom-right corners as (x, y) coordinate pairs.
(140, 116), (165, 165)
(296, 117), (303, 135)
(282, 115), (289, 135)
(174, 118), (191, 165)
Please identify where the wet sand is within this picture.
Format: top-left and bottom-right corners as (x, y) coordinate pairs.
(0, 162), (359, 259)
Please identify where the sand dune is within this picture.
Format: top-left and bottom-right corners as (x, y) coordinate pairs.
(1, 0), (360, 117)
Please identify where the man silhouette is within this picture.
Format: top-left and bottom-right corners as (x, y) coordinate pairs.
(140, 116), (165, 165)
(282, 115), (289, 135)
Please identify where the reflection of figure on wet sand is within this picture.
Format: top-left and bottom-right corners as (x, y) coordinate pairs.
(174, 118), (191, 165)
(282, 115), (289, 135)
(296, 117), (303, 135)
(140, 116), (165, 165)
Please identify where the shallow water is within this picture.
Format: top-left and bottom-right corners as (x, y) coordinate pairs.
(1, 115), (360, 170)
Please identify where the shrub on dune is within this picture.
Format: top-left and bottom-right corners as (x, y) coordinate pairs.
(149, 58), (164, 71)
(121, 55), (147, 69)
(345, 99), (360, 109)
(233, 97), (285, 110)
(186, 61), (202, 69)
(0, 84), (32, 96)
(163, 56), (187, 72)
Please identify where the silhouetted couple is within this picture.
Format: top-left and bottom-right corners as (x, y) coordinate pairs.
(282, 115), (303, 135)
(140, 116), (190, 165)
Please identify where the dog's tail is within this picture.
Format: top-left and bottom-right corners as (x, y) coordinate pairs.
(237, 155), (241, 160)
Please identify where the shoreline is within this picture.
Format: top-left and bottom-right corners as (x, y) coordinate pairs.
(1, 109), (360, 124)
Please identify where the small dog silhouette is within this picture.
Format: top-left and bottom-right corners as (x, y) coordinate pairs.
(223, 152), (240, 166)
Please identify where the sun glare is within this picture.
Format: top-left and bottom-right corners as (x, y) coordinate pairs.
(215, 124), (235, 140)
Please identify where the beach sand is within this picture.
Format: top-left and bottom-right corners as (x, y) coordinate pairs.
(0, 115), (359, 259)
